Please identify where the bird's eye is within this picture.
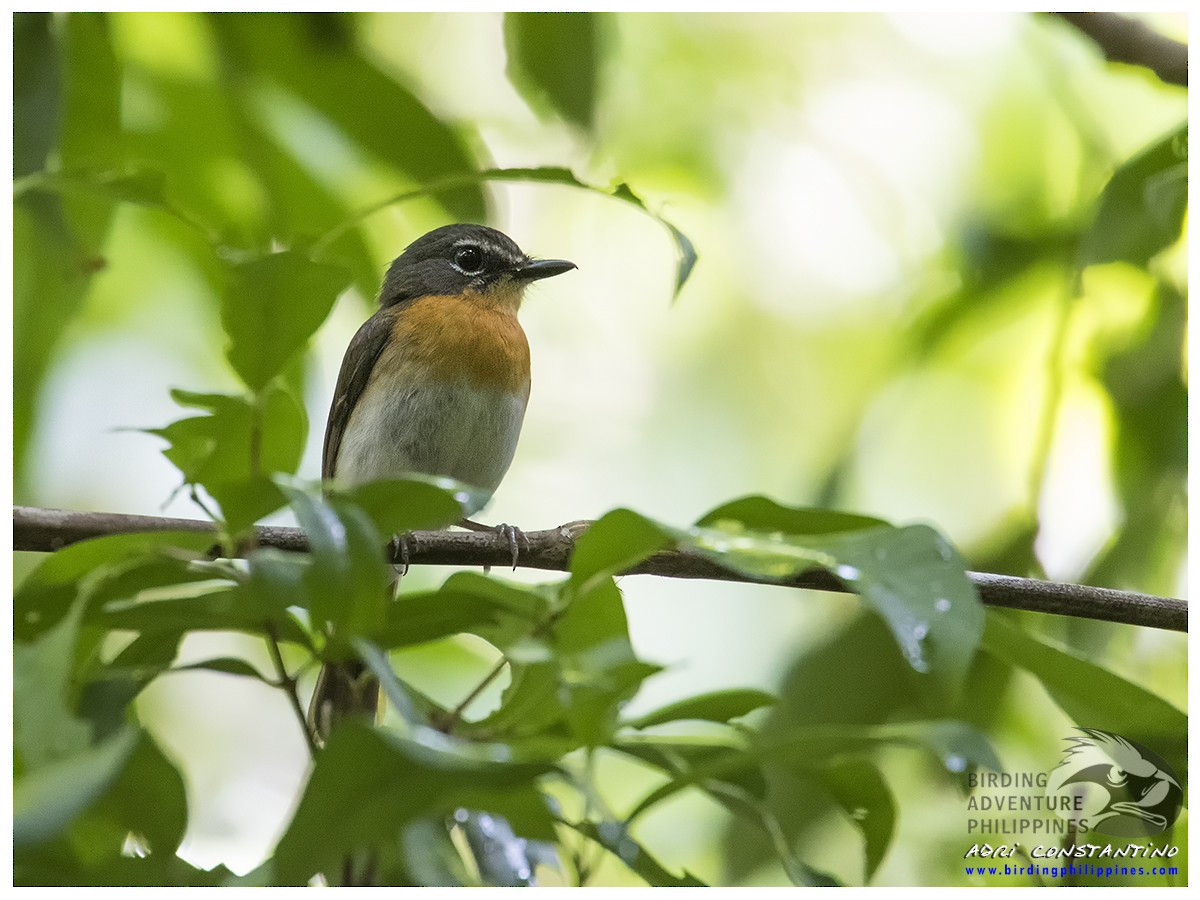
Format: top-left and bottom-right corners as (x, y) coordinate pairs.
(454, 245), (485, 274)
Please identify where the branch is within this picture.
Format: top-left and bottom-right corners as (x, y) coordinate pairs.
(12, 505), (1187, 633)
(1050, 12), (1188, 88)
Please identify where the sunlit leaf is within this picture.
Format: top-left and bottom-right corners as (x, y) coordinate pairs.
(567, 508), (672, 593)
(332, 476), (473, 536)
(680, 517), (983, 706)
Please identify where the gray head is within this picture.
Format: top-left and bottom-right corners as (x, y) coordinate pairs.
(379, 223), (575, 308)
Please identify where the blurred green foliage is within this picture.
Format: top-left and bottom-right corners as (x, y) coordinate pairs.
(11, 10), (1187, 887)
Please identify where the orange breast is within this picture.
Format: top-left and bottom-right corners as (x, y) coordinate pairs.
(386, 292), (531, 394)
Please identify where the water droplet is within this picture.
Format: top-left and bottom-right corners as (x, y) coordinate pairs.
(935, 598), (951, 613)
(453, 808), (470, 824)
(851, 807), (868, 821)
(835, 564), (860, 581)
(901, 621), (931, 673)
(938, 543), (953, 561)
(944, 754), (967, 773)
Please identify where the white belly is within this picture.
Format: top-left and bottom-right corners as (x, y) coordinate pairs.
(335, 373), (529, 512)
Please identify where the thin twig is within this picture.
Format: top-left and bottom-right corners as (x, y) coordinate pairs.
(1048, 12), (1187, 88)
(265, 622), (319, 758)
(435, 656), (510, 734)
(12, 505), (1188, 632)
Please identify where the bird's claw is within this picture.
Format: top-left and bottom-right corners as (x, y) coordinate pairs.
(494, 523), (527, 570)
(390, 533), (411, 576)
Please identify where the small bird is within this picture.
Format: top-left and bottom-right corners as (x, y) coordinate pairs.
(308, 223), (576, 737)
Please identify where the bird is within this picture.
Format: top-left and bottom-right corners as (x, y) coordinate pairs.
(308, 223), (576, 739)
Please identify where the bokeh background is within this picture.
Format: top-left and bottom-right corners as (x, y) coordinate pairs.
(13, 11), (1188, 885)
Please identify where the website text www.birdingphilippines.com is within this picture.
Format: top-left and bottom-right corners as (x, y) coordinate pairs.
(964, 858), (1181, 883)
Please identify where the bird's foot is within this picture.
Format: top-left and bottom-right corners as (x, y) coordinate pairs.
(389, 533), (413, 576)
(460, 518), (527, 570)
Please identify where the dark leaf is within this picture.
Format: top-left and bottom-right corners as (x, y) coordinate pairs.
(13, 726), (140, 850)
(982, 614), (1186, 780)
(625, 688), (776, 729)
(272, 722), (556, 884)
(504, 12), (606, 130)
(1081, 124), (1187, 266)
(814, 759), (896, 881)
(696, 495), (887, 535)
(376, 571), (547, 651)
(210, 13), (486, 222)
(172, 657), (271, 682)
(14, 599), (94, 769)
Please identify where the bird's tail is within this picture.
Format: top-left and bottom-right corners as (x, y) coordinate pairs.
(307, 658), (381, 743)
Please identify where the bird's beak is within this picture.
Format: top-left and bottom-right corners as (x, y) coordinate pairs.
(513, 258), (577, 282)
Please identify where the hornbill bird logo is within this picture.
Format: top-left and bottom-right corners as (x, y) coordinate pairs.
(1047, 728), (1183, 837)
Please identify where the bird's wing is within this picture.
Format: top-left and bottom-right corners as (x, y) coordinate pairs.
(322, 308), (397, 481)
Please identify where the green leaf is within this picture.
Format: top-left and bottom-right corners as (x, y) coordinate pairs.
(377, 571), (548, 651)
(627, 719), (998, 822)
(504, 12), (606, 130)
(14, 599), (94, 769)
(333, 476), (474, 535)
(556, 577), (661, 744)
(97, 587), (312, 647)
(221, 250), (350, 391)
(15, 531), (219, 640)
(151, 383), (307, 495)
(272, 722), (556, 885)
(13, 725), (140, 850)
(567, 508), (672, 593)
(814, 759), (896, 881)
(462, 661), (569, 743)
(1081, 124), (1187, 266)
(982, 615), (1187, 780)
(172, 657), (270, 681)
(204, 476), (288, 537)
(15, 731), (193, 883)
(625, 688), (776, 729)
(561, 819), (706, 887)
(696, 495), (887, 535)
(284, 486), (391, 643)
(681, 519), (983, 707)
